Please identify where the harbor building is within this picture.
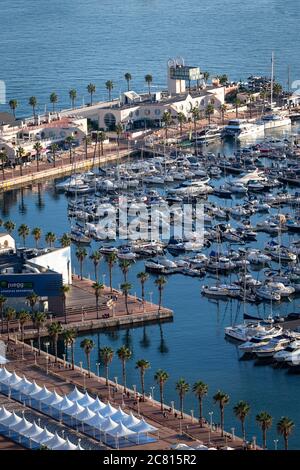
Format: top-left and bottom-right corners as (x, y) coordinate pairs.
(0, 238), (71, 314)
(0, 115), (88, 162)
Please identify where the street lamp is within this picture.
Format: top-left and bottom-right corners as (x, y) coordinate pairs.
(170, 401), (175, 415)
(44, 341), (50, 355)
(149, 292), (153, 305)
(102, 274), (106, 285)
(62, 354), (66, 368)
(252, 436), (257, 450)
(209, 411), (213, 430)
(46, 355), (49, 375)
(191, 410), (194, 422)
(231, 427), (235, 441)
(30, 339), (34, 351)
(79, 361), (83, 373)
(150, 386), (155, 402)
(274, 439), (279, 451)
(133, 384), (137, 399)
(96, 362), (100, 377)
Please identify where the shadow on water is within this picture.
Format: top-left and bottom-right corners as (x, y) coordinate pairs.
(140, 325), (151, 349)
(158, 322), (169, 355)
(36, 183), (45, 211)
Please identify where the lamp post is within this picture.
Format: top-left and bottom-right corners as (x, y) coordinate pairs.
(150, 386), (155, 402)
(79, 361), (83, 373)
(30, 339), (34, 351)
(252, 436), (257, 450)
(231, 427), (235, 441)
(133, 384), (137, 399)
(102, 274), (106, 285)
(209, 411), (213, 430)
(191, 410), (194, 422)
(96, 362), (100, 377)
(171, 401), (175, 415)
(46, 355), (49, 375)
(45, 341), (50, 356)
(274, 439), (279, 451)
(62, 353), (66, 368)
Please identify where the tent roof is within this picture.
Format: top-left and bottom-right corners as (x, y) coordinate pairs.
(78, 391), (95, 407)
(0, 406), (12, 422)
(107, 421), (136, 438)
(22, 420), (44, 438)
(42, 390), (62, 406)
(75, 441), (84, 450)
(67, 386), (84, 401)
(0, 355), (8, 365)
(12, 416), (32, 433)
(76, 407), (95, 422)
(55, 437), (77, 451)
(84, 410), (105, 429)
(130, 417), (158, 434)
(0, 367), (12, 382)
(13, 376), (32, 391)
(101, 402), (117, 417)
(88, 397), (106, 412)
(101, 416), (118, 432)
(25, 381), (42, 396)
(53, 395), (73, 411)
(4, 371), (22, 387)
(44, 431), (66, 450)
(171, 443), (195, 450)
(123, 412), (141, 428)
(63, 401), (85, 416)
(1, 411), (22, 427)
(31, 385), (52, 401)
(111, 406), (129, 423)
(32, 426), (54, 444)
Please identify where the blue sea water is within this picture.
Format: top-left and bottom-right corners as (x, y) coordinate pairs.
(1, 0), (300, 449)
(1, 0), (300, 116)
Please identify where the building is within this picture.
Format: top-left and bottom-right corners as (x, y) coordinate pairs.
(0, 234), (16, 254)
(0, 114), (88, 162)
(0, 239), (71, 314)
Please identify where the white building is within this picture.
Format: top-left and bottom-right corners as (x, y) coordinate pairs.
(0, 233), (16, 254)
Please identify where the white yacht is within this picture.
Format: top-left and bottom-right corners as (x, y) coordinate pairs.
(259, 114), (291, 130)
(222, 119), (265, 139)
(197, 125), (222, 143)
(239, 328), (283, 353)
(225, 322), (280, 342)
(254, 337), (290, 358)
(273, 341), (300, 363)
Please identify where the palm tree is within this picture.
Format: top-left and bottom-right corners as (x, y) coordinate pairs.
(90, 250), (102, 282)
(277, 416), (294, 450)
(29, 96), (38, 117)
(256, 411), (273, 449)
(177, 112), (186, 136)
(17, 310), (30, 342)
(100, 346), (114, 386)
(119, 259), (132, 282)
(60, 285), (70, 324)
(233, 400), (250, 441)
(205, 103), (215, 124)
(124, 73), (132, 91)
(162, 110), (173, 140)
(117, 345), (132, 392)
(154, 369), (169, 411)
(248, 94), (255, 118)
(50, 92), (58, 113)
(33, 311), (47, 355)
(16, 147), (25, 176)
(5, 307), (16, 339)
(121, 282), (132, 315)
(69, 89), (77, 109)
(92, 282), (104, 319)
(219, 74), (228, 86)
(47, 321), (63, 363)
(213, 390), (230, 437)
(3, 220), (15, 234)
(220, 104), (227, 125)
(50, 143), (59, 167)
(32, 227), (42, 248)
(9, 99), (18, 118)
(234, 98), (242, 118)
(0, 150), (7, 180)
(105, 80), (114, 101)
(83, 135), (91, 160)
(176, 378), (190, 418)
(193, 381), (208, 425)
(26, 292), (39, 314)
(97, 131), (106, 157)
(0, 295), (7, 333)
(60, 233), (71, 247)
(203, 71), (210, 84)
(76, 247), (87, 280)
(65, 135), (75, 164)
(45, 231), (56, 247)
(136, 359), (150, 401)
(145, 74), (153, 95)
(106, 252), (117, 292)
(62, 328), (77, 369)
(33, 142), (43, 172)
(155, 276), (167, 312)
(18, 223), (29, 246)
(80, 338), (95, 377)
(87, 83), (96, 105)
(115, 123), (123, 146)
(137, 272), (149, 303)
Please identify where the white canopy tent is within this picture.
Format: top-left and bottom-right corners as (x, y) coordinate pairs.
(88, 397), (106, 413)
(13, 376), (32, 392)
(22, 421), (44, 439)
(42, 390), (62, 407)
(53, 395), (73, 411)
(67, 386), (84, 402)
(85, 410), (106, 430)
(0, 355), (8, 365)
(31, 385), (53, 402)
(78, 391), (95, 407)
(44, 431), (67, 450)
(0, 406), (12, 422)
(111, 406), (129, 423)
(130, 417), (158, 434)
(107, 421), (136, 438)
(4, 371), (22, 387)
(122, 412), (141, 428)
(101, 416), (118, 433)
(76, 407), (95, 423)
(0, 367), (12, 383)
(25, 381), (42, 397)
(63, 401), (85, 417)
(101, 402), (118, 418)
(55, 437), (78, 451)
(32, 426), (54, 445)
(1, 411), (22, 428)
(12, 416), (32, 434)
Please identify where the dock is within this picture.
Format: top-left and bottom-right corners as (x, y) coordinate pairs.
(0, 277), (173, 341)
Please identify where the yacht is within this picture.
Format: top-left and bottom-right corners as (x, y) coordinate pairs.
(239, 328), (283, 353)
(254, 337), (290, 358)
(224, 322), (279, 342)
(197, 125), (222, 143)
(273, 341), (300, 363)
(259, 114), (292, 130)
(222, 119), (265, 139)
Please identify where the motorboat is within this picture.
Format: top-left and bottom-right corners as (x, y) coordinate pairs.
(273, 341), (300, 363)
(222, 119), (265, 139)
(224, 321), (278, 342)
(254, 336), (290, 358)
(239, 328), (283, 353)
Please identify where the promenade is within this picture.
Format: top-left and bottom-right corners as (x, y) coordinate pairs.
(0, 339), (250, 451)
